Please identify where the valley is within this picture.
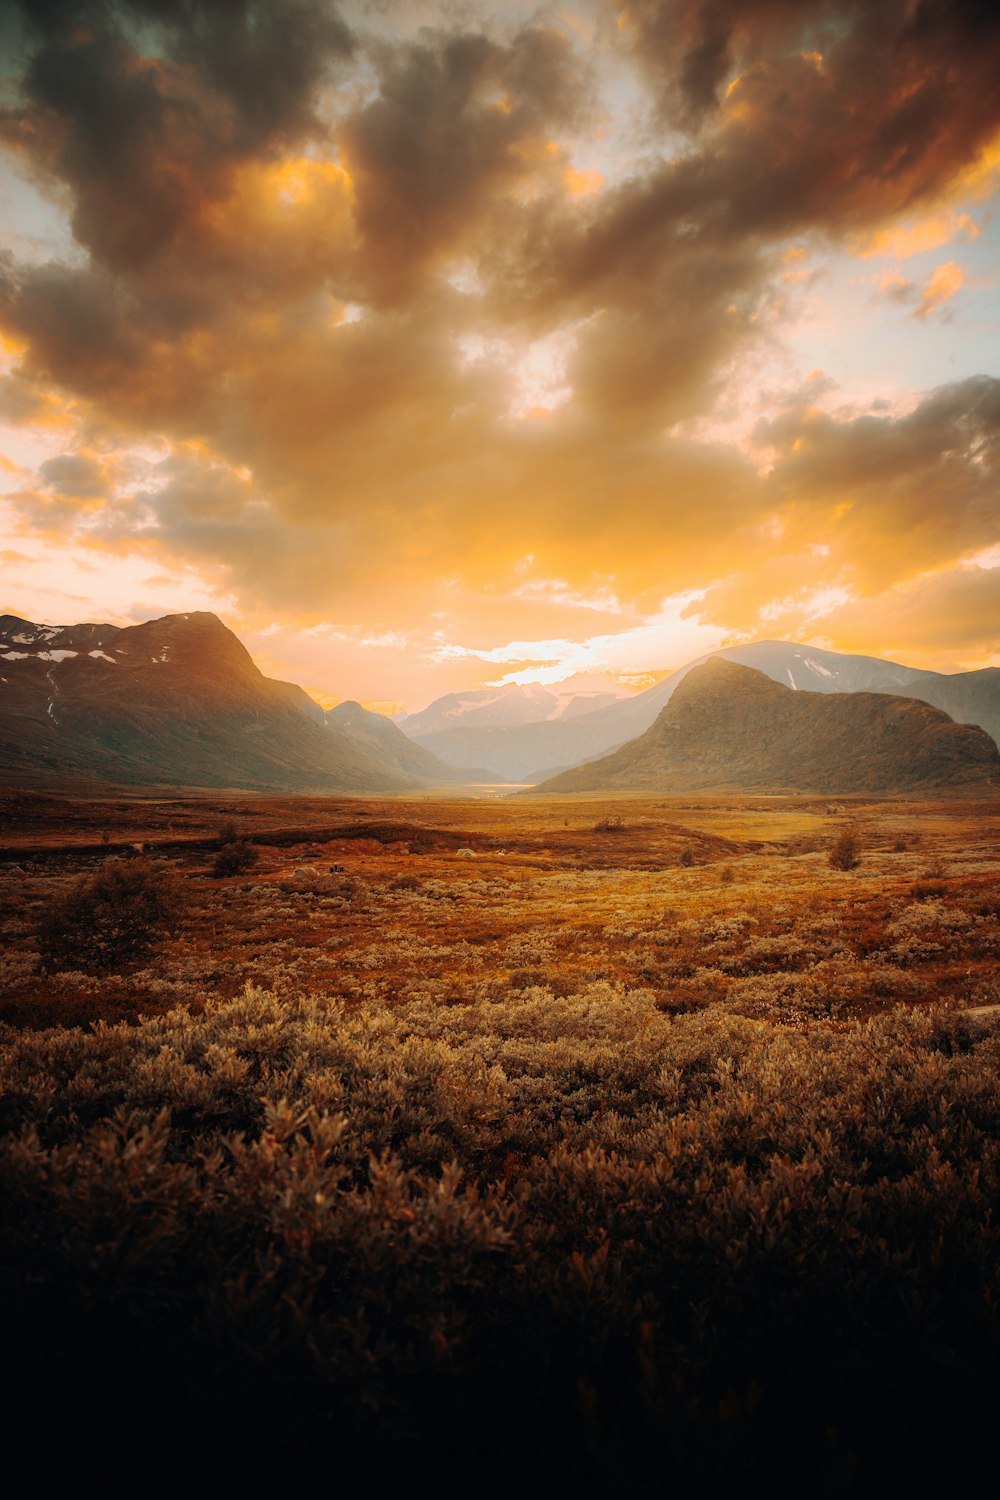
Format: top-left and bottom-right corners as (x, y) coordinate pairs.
(5, 611), (1000, 795)
(4, 786), (999, 1031)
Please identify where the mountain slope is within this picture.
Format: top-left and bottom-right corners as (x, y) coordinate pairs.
(533, 660), (1000, 794)
(0, 612), (441, 792)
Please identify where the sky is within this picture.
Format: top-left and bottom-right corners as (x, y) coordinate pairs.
(0, 0), (998, 713)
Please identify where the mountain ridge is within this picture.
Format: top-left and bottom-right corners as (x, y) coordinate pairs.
(531, 659), (1000, 795)
(0, 612), (477, 793)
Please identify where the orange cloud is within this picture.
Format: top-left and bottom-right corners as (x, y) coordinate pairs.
(860, 211), (980, 261)
(915, 261), (966, 320)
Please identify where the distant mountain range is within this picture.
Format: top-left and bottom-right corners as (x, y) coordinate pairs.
(0, 612), (480, 792)
(398, 640), (1000, 781)
(533, 660), (1000, 795)
(396, 679), (624, 736)
(2, 612), (998, 795)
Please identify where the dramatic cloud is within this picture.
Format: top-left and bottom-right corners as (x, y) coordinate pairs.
(1, 0), (998, 702)
(1, 0), (354, 268)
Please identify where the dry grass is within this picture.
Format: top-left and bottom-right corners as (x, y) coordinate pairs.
(2, 790), (999, 1030)
(3, 789), (1000, 1491)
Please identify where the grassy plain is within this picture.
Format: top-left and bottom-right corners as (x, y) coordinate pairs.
(3, 787), (1000, 1028)
(2, 788), (1000, 1492)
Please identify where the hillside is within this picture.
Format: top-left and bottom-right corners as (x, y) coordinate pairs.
(0, 612), (464, 792)
(533, 659), (1000, 794)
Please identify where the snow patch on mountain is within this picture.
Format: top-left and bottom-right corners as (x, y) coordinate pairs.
(804, 657), (834, 679)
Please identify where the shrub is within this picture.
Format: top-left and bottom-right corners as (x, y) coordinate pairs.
(828, 824), (861, 871)
(36, 857), (179, 974)
(216, 819), (240, 848)
(594, 814), (626, 833)
(212, 840), (259, 878)
(4, 991), (1000, 1489)
(679, 845), (695, 867)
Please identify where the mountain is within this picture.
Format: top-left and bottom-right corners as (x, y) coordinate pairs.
(714, 644), (1000, 744)
(0, 612), (471, 792)
(532, 660), (1000, 795)
(324, 700), (494, 786)
(399, 640), (1000, 782)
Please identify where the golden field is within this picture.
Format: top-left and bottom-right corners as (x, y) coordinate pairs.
(3, 788), (1000, 1029)
(2, 789), (1000, 1493)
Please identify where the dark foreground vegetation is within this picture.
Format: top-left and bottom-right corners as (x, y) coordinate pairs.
(3, 991), (1000, 1492)
(2, 791), (1000, 1492)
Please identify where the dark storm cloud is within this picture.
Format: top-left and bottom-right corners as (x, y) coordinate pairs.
(558, 0), (1000, 305)
(758, 373), (1000, 555)
(0, 0), (354, 268)
(340, 23), (592, 299)
(767, 376), (1000, 582)
(618, 1), (1000, 122)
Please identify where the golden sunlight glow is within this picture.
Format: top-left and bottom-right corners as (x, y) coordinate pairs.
(951, 128), (1000, 202)
(269, 157), (354, 204)
(861, 210), (980, 260)
(564, 165), (604, 197)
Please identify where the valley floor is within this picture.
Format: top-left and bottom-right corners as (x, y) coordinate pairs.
(2, 787), (999, 1027)
(2, 789), (1000, 1491)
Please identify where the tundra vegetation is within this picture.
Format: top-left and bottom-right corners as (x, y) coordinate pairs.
(1, 789), (1000, 1491)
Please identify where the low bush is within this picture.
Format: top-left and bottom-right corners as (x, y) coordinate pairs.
(828, 824), (861, 870)
(35, 857), (178, 974)
(3, 988), (1000, 1491)
(211, 840), (259, 878)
